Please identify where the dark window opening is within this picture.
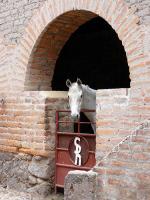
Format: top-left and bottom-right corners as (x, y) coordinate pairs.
(52, 16), (130, 91)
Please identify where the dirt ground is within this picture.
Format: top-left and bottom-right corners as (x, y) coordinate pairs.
(0, 187), (64, 200)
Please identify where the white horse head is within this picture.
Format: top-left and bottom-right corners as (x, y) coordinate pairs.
(66, 78), (83, 120)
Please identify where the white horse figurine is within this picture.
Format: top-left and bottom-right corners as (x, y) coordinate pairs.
(66, 78), (96, 133)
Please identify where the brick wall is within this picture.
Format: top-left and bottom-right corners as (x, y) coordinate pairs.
(96, 89), (130, 161)
(95, 121), (150, 199)
(0, 91), (67, 157)
(94, 87), (150, 199)
(0, 0), (150, 198)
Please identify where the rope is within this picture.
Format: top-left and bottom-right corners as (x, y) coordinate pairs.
(95, 120), (150, 167)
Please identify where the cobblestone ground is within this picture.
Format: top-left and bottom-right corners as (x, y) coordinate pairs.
(0, 187), (64, 200)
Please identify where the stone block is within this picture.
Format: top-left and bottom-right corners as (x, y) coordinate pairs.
(27, 181), (51, 197)
(28, 155), (55, 180)
(64, 170), (98, 200)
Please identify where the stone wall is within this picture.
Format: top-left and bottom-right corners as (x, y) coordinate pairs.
(126, 0), (150, 25)
(0, 152), (53, 196)
(0, 0), (47, 44)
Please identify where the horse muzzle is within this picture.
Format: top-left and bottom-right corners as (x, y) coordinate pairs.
(71, 113), (80, 121)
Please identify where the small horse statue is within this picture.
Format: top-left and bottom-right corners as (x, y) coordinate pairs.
(66, 78), (96, 133)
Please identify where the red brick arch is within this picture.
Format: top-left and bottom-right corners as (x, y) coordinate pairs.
(15, 0), (144, 91)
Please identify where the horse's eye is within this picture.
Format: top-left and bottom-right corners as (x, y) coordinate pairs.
(68, 96), (69, 99)
(81, 95), (83, 98)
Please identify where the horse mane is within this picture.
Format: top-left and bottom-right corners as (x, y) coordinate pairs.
(82, 84), (96, 95)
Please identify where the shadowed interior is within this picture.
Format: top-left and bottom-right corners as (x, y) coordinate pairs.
(52, 16), (130, 91)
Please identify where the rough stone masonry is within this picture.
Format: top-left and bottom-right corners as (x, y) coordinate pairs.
(0, 152), (54, 197)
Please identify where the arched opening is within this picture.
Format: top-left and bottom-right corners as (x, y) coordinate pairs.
(52, 16), (130, 91)
(24, 12), (130, 92)
(24, 11), (97, 91)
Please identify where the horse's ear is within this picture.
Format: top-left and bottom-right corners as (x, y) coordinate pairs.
(77, 78), (82, 85)
(66, 79), (72, 88)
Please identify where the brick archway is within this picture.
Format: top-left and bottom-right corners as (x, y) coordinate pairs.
(24, 10), (97, 91)
(15, 0), (143, 91)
